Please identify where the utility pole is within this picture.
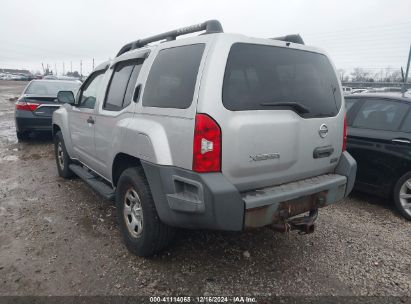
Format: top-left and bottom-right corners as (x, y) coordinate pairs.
(92, 58), (95, 70)
(402, 44), (411, 94)
(80, 60), (82, 78)
(54, 63), (57, 76)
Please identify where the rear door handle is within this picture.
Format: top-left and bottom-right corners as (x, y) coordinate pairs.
(87, 116), (95, 124)
(313, 145), (334, 159)
(392, 138), (411, 144)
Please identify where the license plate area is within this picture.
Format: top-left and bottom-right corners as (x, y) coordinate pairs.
(244, 191), (327, 229)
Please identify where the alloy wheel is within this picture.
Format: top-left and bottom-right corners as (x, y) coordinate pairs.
(399, 178), (411, 217)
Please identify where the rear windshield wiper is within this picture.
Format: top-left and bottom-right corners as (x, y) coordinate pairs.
(260, 101), (310, 114)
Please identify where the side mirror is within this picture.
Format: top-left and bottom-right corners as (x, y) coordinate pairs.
(57, 91), (75, 104)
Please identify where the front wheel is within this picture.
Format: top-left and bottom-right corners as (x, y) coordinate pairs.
(54, 131), (74, 179)
(393, 172), (411, 221)
(116, 167), (175, 257)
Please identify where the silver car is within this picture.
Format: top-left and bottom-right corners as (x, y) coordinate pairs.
(52, 20), (356, 256)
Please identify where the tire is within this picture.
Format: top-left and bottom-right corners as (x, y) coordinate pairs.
(116, 167), (175, 257)
(393, 172), (411, 221)
(16, 131), (29, 141)
(54, 131), (74, 179)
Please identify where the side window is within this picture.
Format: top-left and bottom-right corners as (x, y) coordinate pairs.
(352, 99), (408, 131)
(78, 71), (106, 109)
(123, 64), (142, 108)
(143, 44), (205, 109)
(104, 59), (143, 111)
(400, 109), (411, 133)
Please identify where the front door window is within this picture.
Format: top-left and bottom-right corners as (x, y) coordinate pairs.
(78, 72), (106, 109)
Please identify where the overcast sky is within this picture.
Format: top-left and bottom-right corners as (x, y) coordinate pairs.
(0, 0), (410, 75)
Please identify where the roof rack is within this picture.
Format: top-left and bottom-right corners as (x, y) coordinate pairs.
(272, 34), (305, 45)
(116, 20), (223, 57)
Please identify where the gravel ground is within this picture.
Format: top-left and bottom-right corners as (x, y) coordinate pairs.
(0, 80), (410, 297)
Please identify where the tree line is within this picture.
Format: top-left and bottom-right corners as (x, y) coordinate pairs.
(337, 68), (405, 83)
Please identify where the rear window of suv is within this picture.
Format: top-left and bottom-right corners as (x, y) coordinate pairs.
(222, 43), (342, 118)
(143, 44), (205, 109)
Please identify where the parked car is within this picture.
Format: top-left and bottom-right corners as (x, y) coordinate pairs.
(342, 86), (352, 95)
(352, 88), (368, 94)
(381, 87), (403, 93)
(16, 74), (30, 81)
(52, 20), (356, 256)
(364, 87), (404, 93)
(43, 75), (80, 81)
(2, 74), (13, 80)
(345, 93), (411, 220)
(15, 79), (81, 140)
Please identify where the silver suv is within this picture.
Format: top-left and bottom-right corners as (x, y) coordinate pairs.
(52, 20), (356, 256)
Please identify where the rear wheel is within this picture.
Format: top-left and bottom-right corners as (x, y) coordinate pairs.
(54, 131), (74, 179)
(16, 131), (29, 141)
(116, 167), (175, 257)
(393, 172), (411, 220)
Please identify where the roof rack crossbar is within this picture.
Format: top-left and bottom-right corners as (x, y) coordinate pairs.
(271, 34), (305, 45)
(116, 20), (223, 57)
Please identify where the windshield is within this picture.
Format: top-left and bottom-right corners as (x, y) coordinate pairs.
(25, 81), (80, 96)
(222, 43), (342, 118)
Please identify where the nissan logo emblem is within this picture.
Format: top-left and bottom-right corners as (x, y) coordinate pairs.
(319, 124), (328, 138)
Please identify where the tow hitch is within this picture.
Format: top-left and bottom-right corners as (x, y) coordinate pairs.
(270, 209), (318, 234)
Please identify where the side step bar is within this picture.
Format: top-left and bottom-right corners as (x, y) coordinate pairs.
(69, 164), (115, 201)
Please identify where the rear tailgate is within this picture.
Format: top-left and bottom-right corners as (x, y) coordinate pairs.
(220, 111), (343, 191)
(199, 41), (344, 192)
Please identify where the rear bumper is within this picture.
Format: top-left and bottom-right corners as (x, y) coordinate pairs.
(141, 151), (357, 231)
(15, 110), (52, 132)
(243, 174), (347, 228)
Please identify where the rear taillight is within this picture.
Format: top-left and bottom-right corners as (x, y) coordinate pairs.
(192, 113), (221, 173)
(16, 100), (40, 112)
(342, 114), (347, 151)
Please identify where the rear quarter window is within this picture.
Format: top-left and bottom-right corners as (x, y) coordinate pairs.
(142, 44), (205, 109)
(222, 43), (341, 118)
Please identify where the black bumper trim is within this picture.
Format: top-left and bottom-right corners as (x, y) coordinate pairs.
(141, 161), (244, 231)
